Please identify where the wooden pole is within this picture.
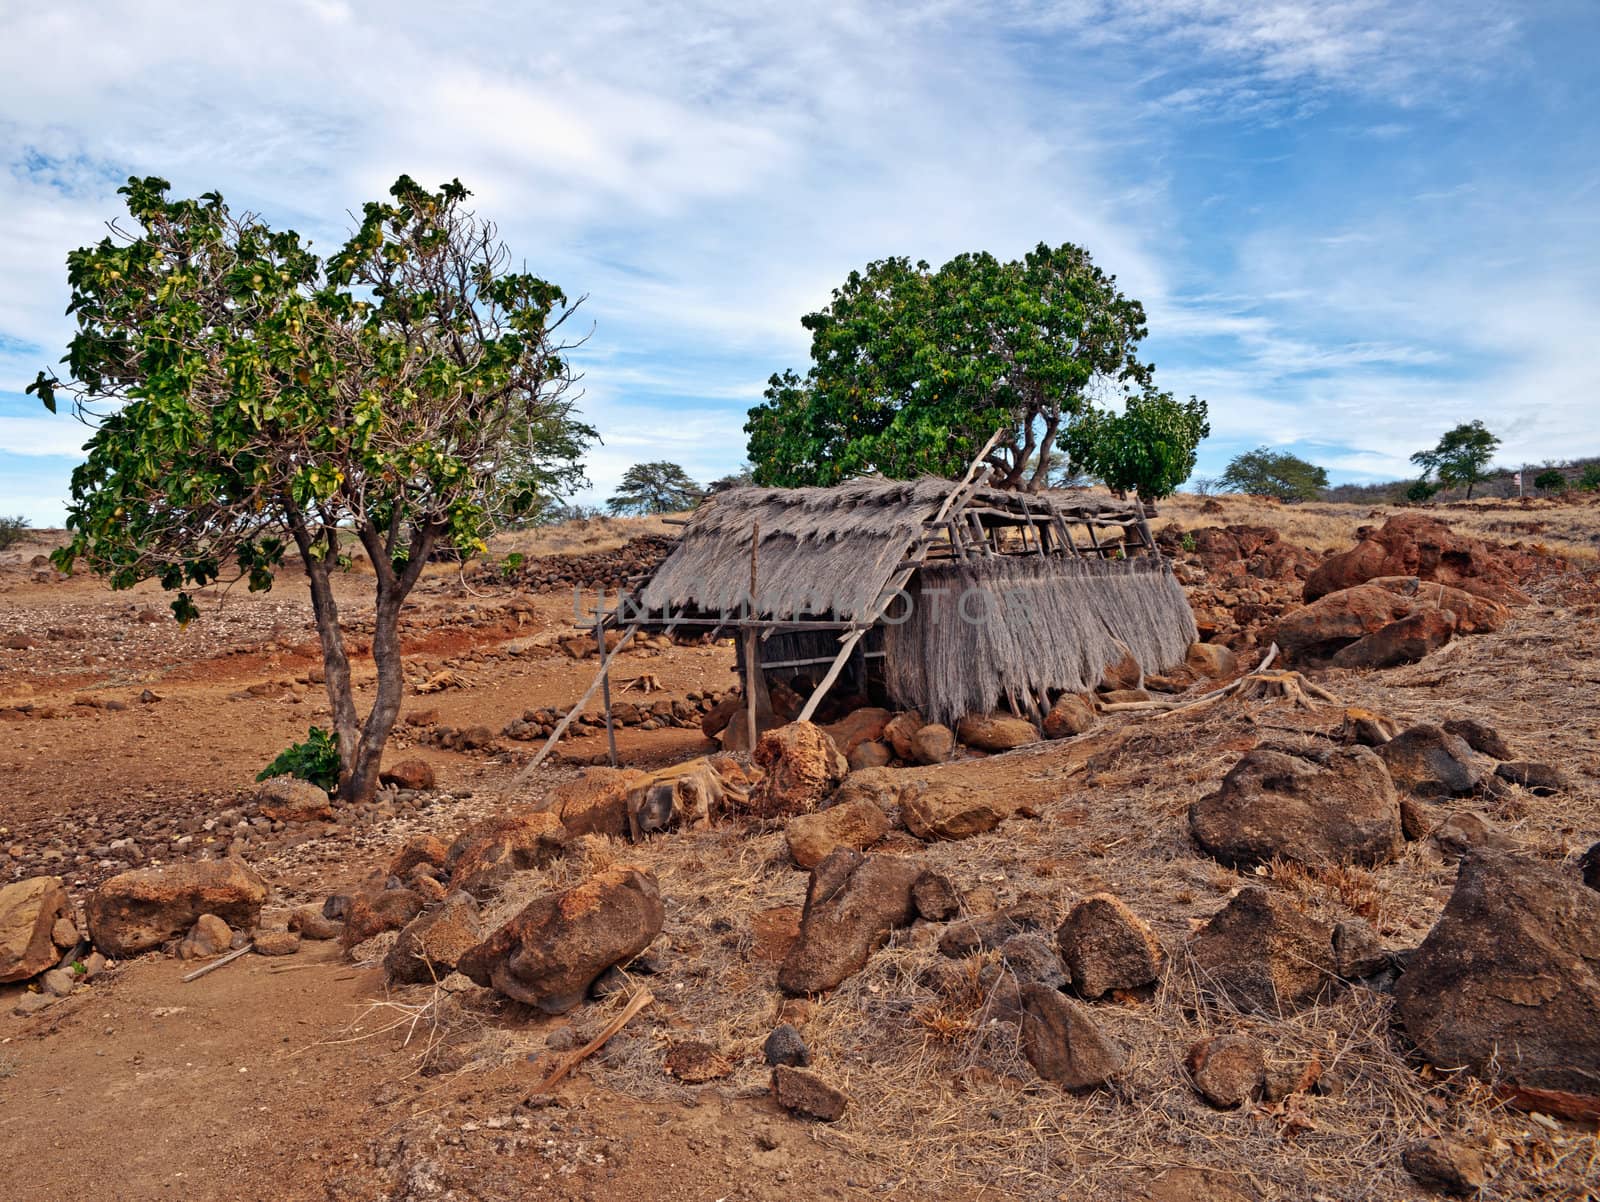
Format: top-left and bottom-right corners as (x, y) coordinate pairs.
(503, 626), (638, 797)
(597, 610), (618, 768)
(745, 520), (761, 749)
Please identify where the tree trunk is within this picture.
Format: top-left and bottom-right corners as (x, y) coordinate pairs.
(344, 592), (405, 804)
(295, 536), (361, 789)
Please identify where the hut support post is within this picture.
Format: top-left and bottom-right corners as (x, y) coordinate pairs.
(502, 625), (639, 797)
(743, 520), (774, 748)
(596, 610), (618, 768)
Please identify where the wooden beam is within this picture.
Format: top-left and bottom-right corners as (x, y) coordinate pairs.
(503, 626), (639, 795)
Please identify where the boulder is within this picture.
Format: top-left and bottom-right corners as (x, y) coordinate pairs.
(1185, 642), (1238, 679)
(458, 867), (664, 1013)
(342, 886), (426, 949)
(1185, 1034), (1265, 1107)
(1329, 609), (1455, 670)
(829, 767), (907, 812)
(87, 861), (269, 958)
(883, 711), (925, 761)
(387, 835), (451, 881)
(1581, 842), (1600, 892)
(785, 798), (891, 869)
(549, 767), (651, 839)
(385, 892), (485, 984)
(938, 900), (1052, 957)
(1270, 584), (1415, 664)
(748, 722), (848, 819)
(176, 913), (233, 959)
(1019, 983), (1125, 1089)
(445, 811), (569, 896)
(1188, 887), (1334, 1014)
(910, 723), (955, 765)
(1494, 761), (1568, 793)
(253, 929), (301, 956)
(1378, 725), (1484, 797)
(848, 741), (892, 771)
(778, 849), (924, 994)
(821, 707), (892, 756)
(0, 875), (71, 982)
(1041, 694), (1096, 740)
(379, 758), (436, 791)
(772, 1065), (849, 1121)
(1442, 718), (1512, 760)
(991, 932), (1068, 991)
(288, 906), (342, 941)
(1098, 641), (1143, 691)
(955, 713), (1039, 753)
(1055, 893), (1164, 999)
(256, 776), (335, 823)
(1366, 575), (1510, 634)
(1402, 1138), (1488, 1196)
(1304, 514), (1533, 605)
(1189, 744), (1403, 868)
(700, 692), (742, 738)
(911, 870), (961, 921)
(1394, 851), (1600, 1114)
(901, 781), (1012, 841)
(1428, 811), (1505, 861)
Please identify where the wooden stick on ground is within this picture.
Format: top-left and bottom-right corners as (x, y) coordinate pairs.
(535, 989), (654, 1093)
(1098, 643), (1286, 716)
(182, 944), (253, 982)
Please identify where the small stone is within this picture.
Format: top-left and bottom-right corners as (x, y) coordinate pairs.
(1493, 761), (1568, 794)
(1018, 983), (1125, 1089)
(664, 1040), (731, 1083)
(177, 913), (234, 960)
(1185, 1034), (1266, 1107)
(912, 871), (960, 922)
(253, 929), (301, 956)
(13, 991), (56, 1017)
(1401, 1138), (1487, 1196)
(40, 966), (78, 997)
(1332, 918), (1389, 979)
(545, 1026), (581, 1052)
(288, 907), (342, 940)
(763, 1023), (810, 1067)
(51, 916), (80, 949)
(772, 1065), (849, 1121)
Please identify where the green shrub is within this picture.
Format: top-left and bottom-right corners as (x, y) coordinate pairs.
(1533, 469), (1567, 493)
(0, 515), (30, 551)
(1579, 464), (1600, 492)
(1405, 479), (1438, 504)
(1180, 532), (1197, 553)
(256, 726), (341, 792)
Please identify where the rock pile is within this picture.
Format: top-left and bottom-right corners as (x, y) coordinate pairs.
(493, 534), (676, 593)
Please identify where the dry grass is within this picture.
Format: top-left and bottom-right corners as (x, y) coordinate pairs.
(372, 552), (1600, 1199)
(1156, 490), (1600, 563)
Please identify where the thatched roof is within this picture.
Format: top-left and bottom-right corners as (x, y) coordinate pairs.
(636, 477), (954, 622)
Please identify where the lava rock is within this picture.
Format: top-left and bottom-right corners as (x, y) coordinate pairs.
(253, 929), (301, 956)
(901, 781), (1014, 841)
(0, 875), (71, 983)
(1019, 983), (1125, 1089)
(1186, 1034), (1266, 1107)
(778, 849), (925, 994)
(1493, 761), (1568, 793)
(87, 861), (268, 958)
(1041, 694), (1096, 739)
(911, 870), (961, 922)
(385, 892), (484, 984)
(772, 1065), (849, 1121)
(1401, 1138), (1488, 1196)
(785, 797), (891, 869)
(177, 914), (234, 960)
(341, 886), (426, 949)
(1188, 887), (1334, 1015)
(1055, 893), (1164, 999)
(458, 866), (664, 1013)
(256, 777), (334, 823)
(445, 811), (569, 897)
(1442, 718), (1512, 761)
(763, 1023), (810, 1067)
(909, 723), (956, 765)
(1190, 743), (1402, 868)
(938, 900), (1052, 958)
(748, 722), (849, 818)
(1378, 725), (1484, 797)
(955, 713), (1039, 753)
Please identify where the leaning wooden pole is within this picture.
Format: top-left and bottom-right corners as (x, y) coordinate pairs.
(794, 429), (1005, 725)
(502, 625), (638, 799)
(597, 610), (619, 769)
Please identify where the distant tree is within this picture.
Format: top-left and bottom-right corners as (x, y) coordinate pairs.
(1189, 476), (1221, 497)
(1581, 464), (1600, 492)
(1405, 479), (1440, 504)
(607, 462), (703, 515)
(0, 515), (31, 551)
(1218, 447), (1329, 502)
(745, 243), (1153, 491)
(1060, 389), (1210, 501)
(1410, 421), (1500, 500)
(708, 465), (756, 493)
(1534, 468), (1567, 493)
(29, 175), (593, 803)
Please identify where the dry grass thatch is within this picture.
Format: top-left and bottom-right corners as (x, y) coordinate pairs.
(885, 555), (1198, 724)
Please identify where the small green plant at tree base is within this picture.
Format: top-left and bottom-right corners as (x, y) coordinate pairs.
(500, 552), (525, 579)
(1581, 464), (1600, 492)
(257, 727), (341, 793)
(1533, 469), (1567, 494)
(0, 516), (31, 551)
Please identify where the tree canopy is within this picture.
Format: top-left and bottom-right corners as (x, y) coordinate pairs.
(1533, 468), (1567, 493)
(30, 175), (594, 800)
(607, 461), (703, 515)
(1060, 388), (1209, 500)
(1410, 421), (1500, 500)
(1218, 447), (1329, 502)
(745, 243), (1153, 491)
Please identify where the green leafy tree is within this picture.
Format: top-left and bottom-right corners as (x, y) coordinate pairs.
(0, 516), (31, 551)
(1218, 447), (1330, 502)
(1533, 468), (1567, 493)
(1061, 389), (1210, 500)
(607, 462), (703, 515)
(746, 243), (1152, 491)
(1580, 464), (1600, 492)
(1406, 478), (1439, 504)
(1410, 421), (1500, 500)
(29, 176), (594, 802)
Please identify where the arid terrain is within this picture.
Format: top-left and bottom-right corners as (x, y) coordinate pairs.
(3, 493), (1599, 1202)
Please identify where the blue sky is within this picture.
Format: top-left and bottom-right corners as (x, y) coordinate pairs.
(2, 0), (1597, 524)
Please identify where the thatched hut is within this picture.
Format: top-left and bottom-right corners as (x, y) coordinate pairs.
(622, 473), (1196, 728)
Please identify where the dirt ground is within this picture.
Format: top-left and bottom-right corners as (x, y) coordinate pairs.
(3, 501), (1599, 1201)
